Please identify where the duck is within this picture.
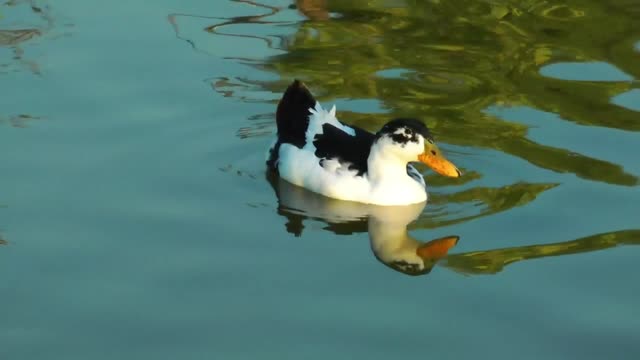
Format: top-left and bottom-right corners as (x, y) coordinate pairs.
(266, 80), (461, 206)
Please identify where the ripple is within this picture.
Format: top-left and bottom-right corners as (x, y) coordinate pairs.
(540, 61), (634, 82)
(486, 105), (639, 186)
(539, 4), (585, 21)
(0, 1), (60, 75)
(331, 98), (387, 114)
(168, 2), (298, 59)
(445, 229), (640, 275)
(0, 113), (41, 128)
(611, 89), (640, 112)
(375, 68), (411, 79)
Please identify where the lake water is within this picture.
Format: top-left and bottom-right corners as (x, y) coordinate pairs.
(1, 0), (639, 359)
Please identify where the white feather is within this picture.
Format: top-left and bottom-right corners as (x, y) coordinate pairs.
(305, 102), (355, 151)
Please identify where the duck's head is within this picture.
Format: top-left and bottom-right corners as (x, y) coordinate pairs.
(374, 118), (461, 177)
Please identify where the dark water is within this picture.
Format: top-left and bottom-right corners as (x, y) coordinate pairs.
(1, 0), (639, 359)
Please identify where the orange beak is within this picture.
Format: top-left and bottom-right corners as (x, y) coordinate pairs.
(417, 143), (461, 177)
(416, 236), (460, 260)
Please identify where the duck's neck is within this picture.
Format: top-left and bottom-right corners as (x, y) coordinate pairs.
(368, 215), (423, 268)
(369, 218), (413, 248)
(366, 148), (410, 184)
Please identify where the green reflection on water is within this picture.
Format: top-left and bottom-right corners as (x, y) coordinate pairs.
(197, 1), (639, 186)
(414, 181), (559, 229)
(445, 229), (640, 275)
(169, 0), (640, 229)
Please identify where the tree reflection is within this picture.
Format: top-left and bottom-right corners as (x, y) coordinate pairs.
(177, 0), (639, 186)
(445, 229), (640, 275)
(172, 0), (639, 262)
(414, 181), (558, 229)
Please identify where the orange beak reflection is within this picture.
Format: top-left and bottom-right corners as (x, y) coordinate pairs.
(417, 144), (461, 177)
(416, 236), (459, 260)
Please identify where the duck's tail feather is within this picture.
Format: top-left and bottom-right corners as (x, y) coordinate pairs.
(276, 79), (316, 148)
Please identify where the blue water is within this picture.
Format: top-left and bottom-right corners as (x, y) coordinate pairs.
(1, 1), (639, 359)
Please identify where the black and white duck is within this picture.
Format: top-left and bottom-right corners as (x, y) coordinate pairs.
(266, 80), (461, 206)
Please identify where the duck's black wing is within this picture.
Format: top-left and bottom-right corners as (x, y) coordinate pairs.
(268, 80), (317, 172)
(313, 123), (375, 176)
(275, 79), (316, 148)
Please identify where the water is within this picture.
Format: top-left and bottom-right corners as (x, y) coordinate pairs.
(1, 0), (639, 358)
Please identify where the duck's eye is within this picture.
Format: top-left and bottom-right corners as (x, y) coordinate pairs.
(431, 150), (436, 155)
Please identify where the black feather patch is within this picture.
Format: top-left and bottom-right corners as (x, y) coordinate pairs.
(275, 79), (316, 149)
(268, 79), (317, 172)
(313, 123), (375, 176)
(375, 118), (433, 145)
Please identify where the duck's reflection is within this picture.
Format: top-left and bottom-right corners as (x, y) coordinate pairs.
(268, 173), (459, 276)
